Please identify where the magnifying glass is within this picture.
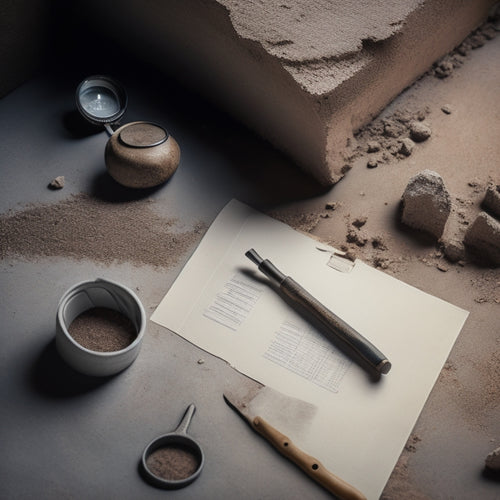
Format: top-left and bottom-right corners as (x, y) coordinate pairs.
(141, 404), (204, 489)
(75, 75), (180, 189)
(76, 75), (127, 134)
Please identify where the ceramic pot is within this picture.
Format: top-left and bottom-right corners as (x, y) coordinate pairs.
(105, 121), (180, 188)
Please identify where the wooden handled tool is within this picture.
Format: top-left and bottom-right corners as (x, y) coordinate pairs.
(224, 384), (367, 500)
(252, 416), (367, 500)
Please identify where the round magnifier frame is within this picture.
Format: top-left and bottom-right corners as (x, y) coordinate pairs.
(76, 75), (128, 126)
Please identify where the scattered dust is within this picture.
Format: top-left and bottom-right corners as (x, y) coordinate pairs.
(266, 209), (326, 234)
(430, 23), (497, 79)
(380, 454), (431, 500)
(0, 193), (205, 268)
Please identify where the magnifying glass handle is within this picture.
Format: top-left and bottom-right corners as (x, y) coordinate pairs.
(175, 404), (196, 435)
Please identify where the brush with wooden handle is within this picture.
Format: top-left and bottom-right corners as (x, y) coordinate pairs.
(224, 387), (367, 500)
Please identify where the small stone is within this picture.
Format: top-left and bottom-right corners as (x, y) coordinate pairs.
(367, 140), (381, 153)
(482, 184), (500, 218)
(437, 263), (449, 272)
(441, 105), (452, 114)
(401, 170), (452, 239)
(434, 58), (454, 78)
(325, 202), (339, 210)
(346, 229), (368, 247)
(367, 159), (378, 169)
(197, 358), (205, 365)
(409, 121), (432, 142)
(48, 176), (65, 190)
(371, 236), (388, 250)
(442, 238), (466, 263)
(399, 138), (415, 157)
(464, 211), (500, 265)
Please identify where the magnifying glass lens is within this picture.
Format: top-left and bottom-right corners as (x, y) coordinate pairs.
(79, 86), (121, 118)
(76, 75), (127, 125)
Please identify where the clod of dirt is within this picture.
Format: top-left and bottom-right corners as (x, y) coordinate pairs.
(401, 170), (451, 239)
(367, 158), (379, 169)
(409, 121), (432, 142)
(367, 141), (381, 153)
(485, 446), (500, 471)
(399, 138), (415, 156)
(352, 216), (368, 229)
(325, 201), (340, 211)
(482, 184), (500, 218)
(464, 211), (500, 265)
(346, 228), (368, 247)
(48, 176), (65, 190)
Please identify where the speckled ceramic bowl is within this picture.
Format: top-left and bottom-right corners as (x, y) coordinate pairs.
(105, 121), (181, 188)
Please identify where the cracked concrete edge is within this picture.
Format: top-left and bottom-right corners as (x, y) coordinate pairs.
(78, 0), (496, 186)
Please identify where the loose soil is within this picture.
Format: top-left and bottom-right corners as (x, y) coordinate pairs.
(0, 193), (204, 268)
(68, 307), (136, 352)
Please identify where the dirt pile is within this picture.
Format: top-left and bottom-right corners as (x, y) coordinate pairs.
(0, 193), (204, 268)
(354, 107), (432, 168)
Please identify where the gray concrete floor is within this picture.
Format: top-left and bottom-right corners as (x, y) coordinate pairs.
(1, 35), (499, 499)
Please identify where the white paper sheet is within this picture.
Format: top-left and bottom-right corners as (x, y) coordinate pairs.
(151, 199), (469, 499)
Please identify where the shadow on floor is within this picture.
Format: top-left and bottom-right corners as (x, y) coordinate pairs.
(28, 338), (113, 398)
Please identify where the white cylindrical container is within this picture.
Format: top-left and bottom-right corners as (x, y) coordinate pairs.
(56, 278), (146, 376)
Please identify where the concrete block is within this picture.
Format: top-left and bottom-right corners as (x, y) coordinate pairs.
(401, 170), (451, 239)
(77, 0), (496, 184)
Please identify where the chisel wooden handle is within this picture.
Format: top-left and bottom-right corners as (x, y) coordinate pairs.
(252, 416), (367, 500)
(281, 277), (391, 375)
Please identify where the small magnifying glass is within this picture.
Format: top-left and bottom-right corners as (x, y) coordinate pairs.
(76, 75), (127, 135)
(141, 404), (204, 489)
(75, 75), (180, 189)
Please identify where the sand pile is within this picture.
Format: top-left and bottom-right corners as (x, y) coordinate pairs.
(0, 194), (204, 268)
(74, 0), (496, 184)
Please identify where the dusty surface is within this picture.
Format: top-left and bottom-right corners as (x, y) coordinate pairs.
(0, 8), (499, 499)
(0, 193), (205, 268)
(269, 29), (500, 499)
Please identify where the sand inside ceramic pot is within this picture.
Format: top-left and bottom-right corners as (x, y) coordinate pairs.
(68, 307), (136, 352)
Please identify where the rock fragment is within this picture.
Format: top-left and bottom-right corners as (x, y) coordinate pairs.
(352, 216), (368, 228)
(399, 138), (415, 157)
(401, 170), (451, 239)
(367, 141), (381, 153)
(464, 211), (500, 265)
(482, 184), (500, 218)
(346, 229), (368, 247)
(48, 176), (65, 189)
(409, 121), (432, 142)
(485, 446), (500, 471)
(442, 237), (466, 263)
